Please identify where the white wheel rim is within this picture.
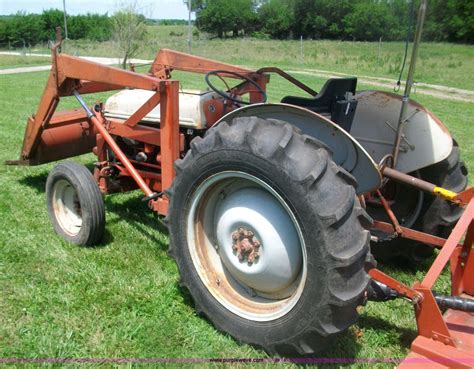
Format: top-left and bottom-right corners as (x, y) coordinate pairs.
(52, 179), (82, 236)
(186, 171), (307, 321)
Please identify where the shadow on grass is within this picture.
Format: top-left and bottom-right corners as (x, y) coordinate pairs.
(18, 170), (48, 193)
(358, 314), (417, 349)
(376, 253), (435, 274)
(105, 194), (169, 252)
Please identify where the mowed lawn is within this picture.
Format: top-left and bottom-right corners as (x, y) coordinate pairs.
(0, 40), (473, 367)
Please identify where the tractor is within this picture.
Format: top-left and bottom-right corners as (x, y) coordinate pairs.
(8, 0), (474, 365)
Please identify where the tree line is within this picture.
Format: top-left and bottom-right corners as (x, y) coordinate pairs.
(0, 0), (472, 48)
(0, 10), (112, 47)
(195, 0), (473, 43)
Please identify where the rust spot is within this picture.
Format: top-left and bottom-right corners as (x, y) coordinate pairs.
(357, 90), (451, 134)
(232, 227), (261, 265)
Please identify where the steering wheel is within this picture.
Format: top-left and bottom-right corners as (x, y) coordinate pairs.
(205, 70), (267, 105)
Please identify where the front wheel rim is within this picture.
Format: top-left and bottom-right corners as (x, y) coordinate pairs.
(52, 179), (82, 236)
(186, 171), (307, 321)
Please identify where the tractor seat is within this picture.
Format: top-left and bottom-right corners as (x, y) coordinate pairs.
(281, 77), (358, 132)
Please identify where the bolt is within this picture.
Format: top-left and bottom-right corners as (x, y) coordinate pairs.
(231, 227), (262, 265)
(460, 251), (468, 258)
(216, 278), (221, 286)
(412, 294), (423, 305)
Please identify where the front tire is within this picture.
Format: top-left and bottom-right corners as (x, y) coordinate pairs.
(168, 117), (372, 356)
(46, 161), (105, 246)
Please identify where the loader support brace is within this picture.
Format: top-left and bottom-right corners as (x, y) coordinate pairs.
(73, 91), (157, 200)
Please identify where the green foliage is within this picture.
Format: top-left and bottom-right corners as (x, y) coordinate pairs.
(112, 7), (147, 68)
(194, 0), (473, 43)
(40, 9), (64, 41)
(293, 0), (355, 39)
(69, 14), (112, 41)
(424, 0), (474, 43)
(0, 9), (112, 47)
(158, 19), (190, 26)
(257, 0), (294, 39)
(1, 0), (472, 45)
(0, 12), (44, 47)
(343, 1), (398, 41)
(196, 0), (257, 38)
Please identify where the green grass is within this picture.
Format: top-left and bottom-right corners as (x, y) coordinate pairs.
(0, 54), (50, 69)
(24, 25), (474, 91)
(0, 37), (472, 366)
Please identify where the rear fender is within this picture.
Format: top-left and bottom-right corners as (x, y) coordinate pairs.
(351, 90), (453, 173)
(215, 103), (382, 194)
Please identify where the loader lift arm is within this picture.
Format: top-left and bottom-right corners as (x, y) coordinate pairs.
(149, 48), (318, 98)
(15, 28), (180, 214)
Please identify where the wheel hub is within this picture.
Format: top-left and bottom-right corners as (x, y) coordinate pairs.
(215, 186), (302, 295)
(232, 227), (261, 265)
(53, 179), (82, 236)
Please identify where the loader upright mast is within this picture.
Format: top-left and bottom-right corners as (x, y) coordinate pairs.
(393, 0), (428, 166)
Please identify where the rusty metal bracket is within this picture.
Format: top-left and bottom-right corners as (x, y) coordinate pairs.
(369, 268), (423, 303)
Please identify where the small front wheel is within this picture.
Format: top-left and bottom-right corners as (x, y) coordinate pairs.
(46, 161), (105, 246)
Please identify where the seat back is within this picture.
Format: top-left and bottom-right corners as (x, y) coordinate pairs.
(281, 77), (358, 131)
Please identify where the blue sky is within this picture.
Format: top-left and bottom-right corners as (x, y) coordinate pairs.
(0, 0), (194, 19)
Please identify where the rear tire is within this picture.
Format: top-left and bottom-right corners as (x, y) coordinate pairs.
(46, 161), (105, 246)
(371, 141), (468, 262)
(167, 117), (372, 356)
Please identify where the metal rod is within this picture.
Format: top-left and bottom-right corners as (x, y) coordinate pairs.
(392, 0), (427, 166)
(187, 0), (192, 54)
(376, 190), (402, 234)
(382, 166), (435, 193)
(382, 166), (458, 202)
(73, 90), (155, 198)
(62, 0), (68, 40)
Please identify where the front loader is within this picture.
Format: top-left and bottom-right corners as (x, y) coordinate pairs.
(7, 1), (474, 365)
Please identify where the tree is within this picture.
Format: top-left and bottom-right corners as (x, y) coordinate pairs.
(196, 0), (256, 38)
(41, 9), (65, 41)
(424, 0), (474, 43)
(258, 0), (294, 39)
(0, 12), (44, 47)
(343, 1), (397, 41)
(112, 3), (147, 68)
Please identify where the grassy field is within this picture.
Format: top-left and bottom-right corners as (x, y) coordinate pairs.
(23, 25), (474, 91)
(0, 32), (473, 367)
(0, 54), (50, 69)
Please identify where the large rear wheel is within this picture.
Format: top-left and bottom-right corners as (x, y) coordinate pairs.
(167, 117), (372, 356)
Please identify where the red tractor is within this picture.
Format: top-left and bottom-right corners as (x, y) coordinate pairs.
(9, 2), (474, 365)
